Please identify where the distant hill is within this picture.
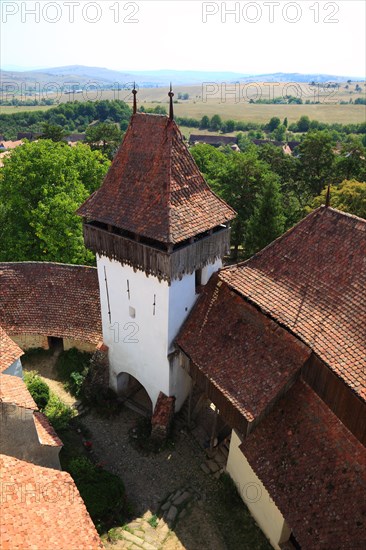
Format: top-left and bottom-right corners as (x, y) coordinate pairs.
(1, 65), (364, 90)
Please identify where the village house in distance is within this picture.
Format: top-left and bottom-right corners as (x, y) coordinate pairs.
(1, 88), (365, 549)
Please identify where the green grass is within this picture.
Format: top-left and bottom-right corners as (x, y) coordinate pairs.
(0, 105), (52, 115)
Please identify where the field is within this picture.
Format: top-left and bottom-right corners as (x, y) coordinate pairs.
(1, 82), (365, 124)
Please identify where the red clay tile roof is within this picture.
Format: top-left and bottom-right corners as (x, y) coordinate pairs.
(241, 379), (366, 549)
(0, 373), (37, 410)
(0, 454), (103, 550)
(0, 326), (23, 372)
(77, 113), (235, 244)
(33, 411), (63, 447)
(220, 207), (366, 400)
(0, 262), (102, 344)
(176, 274), (311, 423)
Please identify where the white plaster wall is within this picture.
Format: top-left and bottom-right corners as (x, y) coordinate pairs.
(168, 272), (198, 348)
(97, 256), (171, 409)
(201, 258), (222, 285)
(97, 254), (223, 411)
(227, 430), (291, 549)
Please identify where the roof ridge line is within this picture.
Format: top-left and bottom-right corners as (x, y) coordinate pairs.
(221, 206), (326, 272)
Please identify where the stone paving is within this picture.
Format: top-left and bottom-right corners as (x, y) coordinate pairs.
(103, 510), (182, 549)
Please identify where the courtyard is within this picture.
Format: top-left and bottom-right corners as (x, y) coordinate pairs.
(22, 352), (271, 550)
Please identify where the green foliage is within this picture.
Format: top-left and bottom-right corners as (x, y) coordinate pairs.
(55, 348), (91, 397)
(44, 393), (74, 431)
(85, 122), (123, 159)
(23, 371), (50, 410)
(310, 179), (366, 218)
(334, 137), (366, 182)
(0, 99), (131, 140)
(0, 140), (109, 264)
(67, 456), (126, 523)
(147, 514), (159, 528)
(298, 130), (335, 195)
(273, 124), (286, 142)
(56, 348), (91, 381)
(40, 122), (66, 142)
(210, 114), (222, 131)
(200, 115), (210, 129)
(266, 116), (281, 131)
(245, 176), (286, 257)
(297, 115), (311, 132)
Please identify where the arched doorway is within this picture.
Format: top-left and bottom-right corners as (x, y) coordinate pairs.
(116, 372), (153, 417)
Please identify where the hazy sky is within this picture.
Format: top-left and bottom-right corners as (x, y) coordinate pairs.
(1, 1), (365, 76)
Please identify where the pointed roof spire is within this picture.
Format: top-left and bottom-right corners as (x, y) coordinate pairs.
(168, 83), (174, 120)
(132, 82), (137, 114)
(325, 184), (331, 207)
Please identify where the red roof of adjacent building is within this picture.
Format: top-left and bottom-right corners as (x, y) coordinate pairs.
(0, 262), (102, 344)
(77, 113), (235, 244)
(33, 411), (63, 447)
(220, 207), (366, 399)
(241, 379), (366, 549)
(0, 326), (23, 372)
(0, 454), (103, 550)
(0, 373), (37, 410)
(176, 274), (311, 424)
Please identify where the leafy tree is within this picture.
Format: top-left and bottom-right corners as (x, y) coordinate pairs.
(40, 122), (66, 142)
(225, 119), (236, 133)
(210, 114), (222, 131)
(245, 176), (286, 257)
(273, 124), (286, 142)
(267, 117), (281, 132)
(212, 150), (275, 260)
(297, 115), (311, 132)
(298, 130), (335, 195)
(283, 117), (288, 128)
(310, 179), (366, 218)
(334, 137), (366, 182)
(0, 140), (110, 264)
(85, 122), (123, 159)
(200, 115), (210, 129)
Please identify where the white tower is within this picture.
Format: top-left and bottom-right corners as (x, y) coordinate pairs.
(78, 92), (235, 411)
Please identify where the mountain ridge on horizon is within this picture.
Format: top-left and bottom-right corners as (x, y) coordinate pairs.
(1, 64), (364, 87)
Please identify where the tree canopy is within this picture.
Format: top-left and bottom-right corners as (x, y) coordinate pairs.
(310, 180), (366, 219)
(0, 140), (110, 264)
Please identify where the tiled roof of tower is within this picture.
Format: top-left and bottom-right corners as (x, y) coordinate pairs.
(241, 380), (366, 549)
(0, 262), (102, 344)
(77, 113), (236, 244)
(0, 326), (23, 372)
(220, 207), (366, 399)
(0, 454), (103, 550)
(0, 373), (37, 410)
(176, 274), (311, 425)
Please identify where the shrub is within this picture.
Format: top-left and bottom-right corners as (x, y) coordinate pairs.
(44, 393), (74, 431)
(68, 456), (126, 523)
(56, 348), (91, 381)
(69, 371), (85, 397)
(24, 371), (50, 410)
(56, 348), (91, 397)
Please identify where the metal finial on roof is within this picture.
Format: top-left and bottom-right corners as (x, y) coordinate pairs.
(168, 83), (174, 120)
(325, 184), (331, 207)
(132, 82), (137, 114)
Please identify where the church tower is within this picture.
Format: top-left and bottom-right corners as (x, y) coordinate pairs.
(77, 89), (235, 411)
